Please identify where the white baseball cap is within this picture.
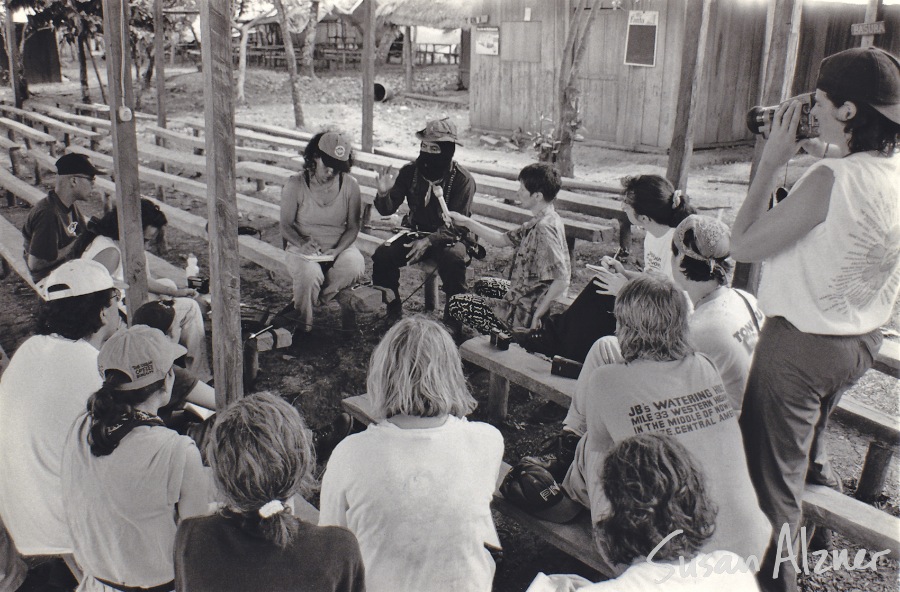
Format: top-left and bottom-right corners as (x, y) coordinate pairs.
(37, 259), (126, 302)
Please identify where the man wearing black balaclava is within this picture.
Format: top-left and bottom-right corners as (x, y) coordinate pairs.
(372, 118), (475, 319)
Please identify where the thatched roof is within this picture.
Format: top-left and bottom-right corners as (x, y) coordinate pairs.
(328, 0), (479, 29)
(376, 0), (479, 29)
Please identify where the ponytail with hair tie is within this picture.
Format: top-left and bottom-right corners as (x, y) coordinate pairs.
(672, 189), (683, 208)
(258, 499), (286, 519)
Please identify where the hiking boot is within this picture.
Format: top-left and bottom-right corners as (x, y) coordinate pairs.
(521, 430), (582, 482)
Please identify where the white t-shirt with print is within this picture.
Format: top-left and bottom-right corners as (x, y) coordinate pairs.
(642, 227), (676, 279)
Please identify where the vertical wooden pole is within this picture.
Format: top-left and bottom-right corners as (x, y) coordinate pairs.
(666, 0), (712, 192)
(361, 0), (375, 152)
(201, 0), (243, 408)
(154, 0), (167, 134)
(102, 0), (148, 311)
(403, 25), (413, 93)
(860, 0), (883, 49)
(154, 0), (167, 203)
(4, 0), (21, 108)
(733, 0), (802, 294)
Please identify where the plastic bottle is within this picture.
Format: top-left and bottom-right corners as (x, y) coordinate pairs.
(185, 254), (200, 279)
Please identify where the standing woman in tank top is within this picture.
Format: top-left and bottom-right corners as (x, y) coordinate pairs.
(730, 48), (900, 592)
(280, 131), (365, 335)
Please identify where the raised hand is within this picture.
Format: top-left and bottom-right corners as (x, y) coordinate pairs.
(376, 166), (395, 194)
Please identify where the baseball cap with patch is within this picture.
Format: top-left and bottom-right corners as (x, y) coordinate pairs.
(673, 215), (731, 263)
(37, 259), (126, 302)
(98, 325), (186, 391)
(415, 118), (463, 145)
(499, 460), (583, 523)
(316, 131), (352, 173)
(55, 153), (107, 177)
(816, 47), (900, 125)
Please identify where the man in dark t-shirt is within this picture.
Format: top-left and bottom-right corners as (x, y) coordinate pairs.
(22, 153), (104, 281)
(371, 118), (475, 317)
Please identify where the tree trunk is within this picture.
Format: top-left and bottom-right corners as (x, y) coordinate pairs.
(77, 33), (91, 102)
(552, 0), (599, 178)
(236, 24), (250, 103)
(403, 26), (414, 92)
(374, 23), (395, 66)
(273, 0), (304, 128)
(300, 1), (318, 78)
(87, 42), (107, 103)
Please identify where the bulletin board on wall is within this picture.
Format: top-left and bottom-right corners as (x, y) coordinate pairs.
(475, 27), (500, 55)
(624, 10), (658, 67)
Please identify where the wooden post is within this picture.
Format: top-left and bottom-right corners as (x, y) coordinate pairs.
(733, 0), (802, 294)
(201, 0), (243, 408)
(486, 373), (510, 420)
(860, 0), (883, 48)
(403, 25), (414, 93)
(361, 0), (375, 152)
(666, 0), (712, 192)
(856, 442), (894, 503)
(154, 0), (167, 136)
(154, 0), (167, 203)
(4, 0), (22, 108)
(102, 0), (149, 310)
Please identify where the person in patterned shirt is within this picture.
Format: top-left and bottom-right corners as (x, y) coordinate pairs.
(446, 163), (570, 333)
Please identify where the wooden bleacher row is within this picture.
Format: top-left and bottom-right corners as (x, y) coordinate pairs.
(0, 167), (188, 288)
(165, 116), (632, 249)
(340, 384), (900, 573)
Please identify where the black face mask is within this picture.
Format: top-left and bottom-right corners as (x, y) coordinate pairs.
(416, 143), (455, 181)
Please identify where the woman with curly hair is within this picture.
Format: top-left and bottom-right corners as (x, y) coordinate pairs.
(319, 316), (503, 592)
(560, 274), (770, 577)
(175, 392), (365, 591)
(529, 434), (760, 591)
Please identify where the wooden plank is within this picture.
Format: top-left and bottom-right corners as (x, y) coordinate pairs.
(136, 142), (207, 174)
(873, 338), (900, 377)
(666, 0), (712, 191)
(832, 397), (900, 446)
(459, 335), (575, 411)
(203, 0), (249, 405)
(145, 125), (303, 168)
(0, 117), (56, 144)
(103, 0), (149, 310)
(0, 105), (103, 141)
(0, 214), (36, 291)
(803, 484), (900, 556)
(0, 167), (46, 205)
(28, 103), (113, 131)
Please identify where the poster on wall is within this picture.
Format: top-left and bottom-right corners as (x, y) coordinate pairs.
(475, 27), (500, 55)
(624, 11), (658, 67)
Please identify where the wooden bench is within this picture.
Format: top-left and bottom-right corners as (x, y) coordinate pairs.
(145, 125), (303, 169)
(27, 102), (112, 133)
(0, 165), (185, 288)
(0, 117), (57, 184)
(0, 104), (104, 149)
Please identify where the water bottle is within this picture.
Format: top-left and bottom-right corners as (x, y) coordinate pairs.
(185, 254), (200, 280)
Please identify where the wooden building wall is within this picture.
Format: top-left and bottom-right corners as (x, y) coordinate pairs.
(470, 0), (768, 150)
(791, 2), (900, 98)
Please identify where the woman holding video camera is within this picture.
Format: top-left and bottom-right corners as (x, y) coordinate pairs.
(731, 47), (900, 592)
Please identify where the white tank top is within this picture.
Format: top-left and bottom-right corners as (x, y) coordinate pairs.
(758, 152), (900, 335)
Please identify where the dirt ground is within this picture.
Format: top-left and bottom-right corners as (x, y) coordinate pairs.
(1, 59), (898, 591)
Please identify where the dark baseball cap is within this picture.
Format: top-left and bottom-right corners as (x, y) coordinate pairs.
(816, 47), (900, 125)
(499, 461), (583, 523)
(55, 153), (107, 177)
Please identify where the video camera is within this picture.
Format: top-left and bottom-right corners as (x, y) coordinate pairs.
(747, 92), (819, 140)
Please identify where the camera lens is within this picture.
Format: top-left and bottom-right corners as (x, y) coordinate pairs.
(746, 106), (771, 135)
